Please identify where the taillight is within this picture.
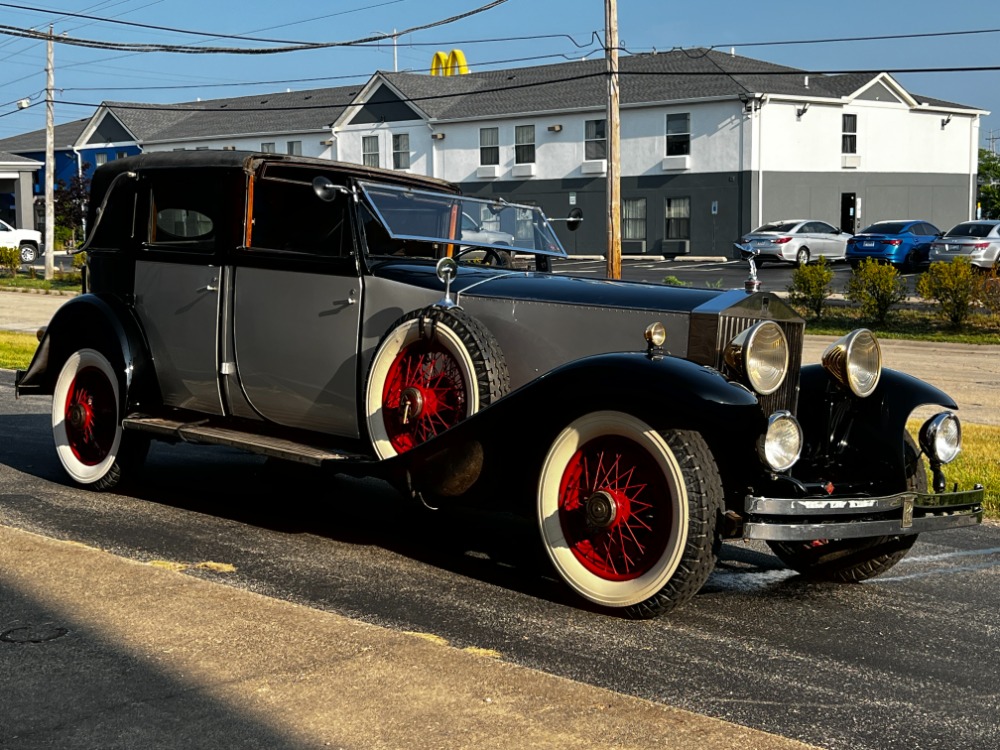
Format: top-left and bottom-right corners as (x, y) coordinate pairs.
(973, 242), (990, 249)
(885, 239), (902, 246)
(773, 236), (792, 244)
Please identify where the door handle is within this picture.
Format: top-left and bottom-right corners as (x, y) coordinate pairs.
(200, 278), (219, 292)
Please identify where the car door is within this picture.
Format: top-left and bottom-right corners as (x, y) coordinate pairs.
(132, 170), (237, 415)
(230, 165), (363, 438)
(813, 221), (842, 259)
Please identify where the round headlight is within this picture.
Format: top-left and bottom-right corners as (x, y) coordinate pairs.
(919, 412), (962, 465)
(757, 410), (802, 472)
(724, 321), (789, 396)
(822, 328), (882, 397)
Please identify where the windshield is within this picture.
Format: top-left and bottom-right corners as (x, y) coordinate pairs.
(859, 222), (908, 235)
(946, 222), (996, 238)
(752, 222), (799, 233)
(358, 181), (567, 257)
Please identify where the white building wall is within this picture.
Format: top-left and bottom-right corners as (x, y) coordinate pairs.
(759, 99), (978, 174)
(143, 133), (333, 159)
(334, 100), (750, 183)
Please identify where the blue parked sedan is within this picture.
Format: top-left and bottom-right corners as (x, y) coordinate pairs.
(845, 220), (942, 271)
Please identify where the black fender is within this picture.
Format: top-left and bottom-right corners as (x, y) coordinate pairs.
(378, 351), (765, 502)
(15, 294), (155, 412)
(793, 364), (957, 490)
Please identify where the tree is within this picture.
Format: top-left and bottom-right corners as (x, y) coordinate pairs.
(979, 148), (1000, 220)
(53, 163), (91, 248)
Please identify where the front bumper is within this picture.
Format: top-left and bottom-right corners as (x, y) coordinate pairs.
(743, 486), (984, 541)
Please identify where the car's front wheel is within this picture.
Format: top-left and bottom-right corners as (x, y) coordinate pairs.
(52, 348), (148, 490)
(19, 243), (37, 264)
(537, 412), (722, 618)
(365, 306), (509, 459)
(767, 434), (925, 581)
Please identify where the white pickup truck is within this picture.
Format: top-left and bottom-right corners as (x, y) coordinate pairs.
(0, 219), (44, 263)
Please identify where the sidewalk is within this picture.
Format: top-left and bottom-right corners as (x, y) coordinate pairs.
(0, 524), (816, 749)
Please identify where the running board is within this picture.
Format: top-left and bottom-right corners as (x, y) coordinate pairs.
(122, 416), (370, 467)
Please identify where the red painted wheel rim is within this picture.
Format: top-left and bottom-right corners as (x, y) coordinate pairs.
(382, 338), (467, 453)
(64, 366), (118, 466)
(557, 435), (672, 581)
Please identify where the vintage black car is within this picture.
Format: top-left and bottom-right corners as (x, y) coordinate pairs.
(16, 151), (984, 618)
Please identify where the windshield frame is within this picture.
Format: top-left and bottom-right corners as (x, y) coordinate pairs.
(357, 180), (568, 258)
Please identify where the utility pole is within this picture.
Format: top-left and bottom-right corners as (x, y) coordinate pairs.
(604, 0), (621, 280)
(44, 25), (54, 281)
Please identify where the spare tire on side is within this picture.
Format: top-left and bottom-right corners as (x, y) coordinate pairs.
(364, 306), (509, 459)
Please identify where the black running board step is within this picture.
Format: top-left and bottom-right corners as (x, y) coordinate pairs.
(122, 416), (369, 467)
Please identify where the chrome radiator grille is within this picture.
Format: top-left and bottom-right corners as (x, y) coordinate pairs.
(688, 297), (804, 416)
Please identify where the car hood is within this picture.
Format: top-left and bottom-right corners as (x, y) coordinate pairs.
(370, 260), (724, 314)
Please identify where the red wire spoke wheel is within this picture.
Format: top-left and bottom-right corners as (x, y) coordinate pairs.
(557, 434), (672, 581)
(366, 307), (509, 460)
(52, 349), (123, 486)
(538, 412), (722, 618)
(381, 336), (468, 453)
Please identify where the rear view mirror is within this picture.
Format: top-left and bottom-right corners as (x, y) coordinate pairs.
(566, 207), (583, 232)
(313, 176), (349, 202)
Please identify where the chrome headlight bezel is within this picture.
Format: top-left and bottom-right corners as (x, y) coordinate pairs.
(919, 412), (962, 465)
(757, 410), (803, 473)
(724, 321), (789, 396)
(822, 328), (882, 398)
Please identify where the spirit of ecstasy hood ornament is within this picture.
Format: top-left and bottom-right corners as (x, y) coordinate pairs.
(734, 241), (761, 293)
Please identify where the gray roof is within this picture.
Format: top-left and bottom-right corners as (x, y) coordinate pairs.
(0, 150), (41, 166)
(380, 49), (980, 120)
(0, 119), (90, 153)
(105, 84), (361, 143)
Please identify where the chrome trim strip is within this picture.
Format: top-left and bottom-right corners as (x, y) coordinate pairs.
(745, 488), (984, 516)
(744, 509), (983, 541)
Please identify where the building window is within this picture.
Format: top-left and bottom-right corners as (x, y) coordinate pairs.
(392, 133), (410, 170)
(95, 153), (107, 166)
(842, 114), (857, 154)
(666, 113), (691, 156)
(286, 140), (302, 156)
(117, 151), (128, 159)
(515, 125), (535, 164)
(585, 119), (607, 160)
(622, 197), (646, 240)
(665, 196), (690, 239)
(261, 142), (276, 153)
(362, 136), (380, 168)
(479, 127), (499, 166)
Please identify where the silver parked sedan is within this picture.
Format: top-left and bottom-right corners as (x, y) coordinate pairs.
(741, 220), (852, 266)
(928, 220), (1000, 270)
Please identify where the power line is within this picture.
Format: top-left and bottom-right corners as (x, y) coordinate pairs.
(0, 0), (410, 45)
(0, 1), (511, 54)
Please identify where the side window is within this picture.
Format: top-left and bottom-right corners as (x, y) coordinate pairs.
(250, 166), (350, 257)
(87, 181), (138, 250)
(145, 168), (241, 253)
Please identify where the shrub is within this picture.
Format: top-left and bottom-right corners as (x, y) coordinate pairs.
(916, 258), (982, 328)
(980, 268), (1000, 319)
(845, 258), (908, 324)
(0, 245), (20, 277)
(71, 251), (87, 271)
(787, 256), (834, 318)
(662, 275), (689, 287)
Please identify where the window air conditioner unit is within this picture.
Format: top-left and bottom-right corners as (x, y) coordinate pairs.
(621, 240), (647, 254)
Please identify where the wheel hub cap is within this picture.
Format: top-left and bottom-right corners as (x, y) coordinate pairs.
(68, 402), (90, 430)
(399, 387), (425, 423)
(585, 491), (620, 528)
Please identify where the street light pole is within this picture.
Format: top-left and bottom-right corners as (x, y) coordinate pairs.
(44, 25), (54, 281)
(604, 0), (621, 280)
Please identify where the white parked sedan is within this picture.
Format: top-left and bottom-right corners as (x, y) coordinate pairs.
(740, 220), (852, 266)
(928, 220), (1000, 270)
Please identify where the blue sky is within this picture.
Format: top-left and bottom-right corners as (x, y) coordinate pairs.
(1, 0), (997, 150)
